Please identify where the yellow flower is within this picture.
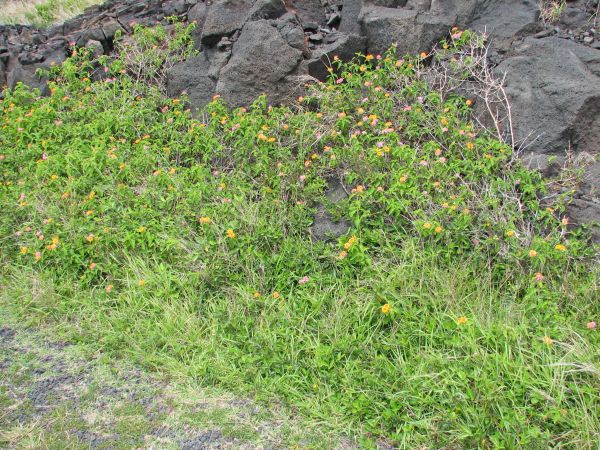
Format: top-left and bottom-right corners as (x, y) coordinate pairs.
(466, 142), (474, 150)
(457, 316), (468, 325)
(86, 234), (95, 242)
(51, 236), (59, 245)
(542, 335), (553, 346)
(466, 99), (473, 107)
(226, 229), (236, 239)
(434, 226), (443, 234)
(198, 217), (211, 225)
(20, 246), (28, 255)
(343, 235), (358, 251)
(85, 210), (94, 216)
(380, 303), (391, 314)
(423, 222), (432, 230)
(138, 279), (146, 286)
(555, 244), (567, 252)
(137, 226), (146, 233)
(272, 291), (280, 299)
(506, 230), (515, 237)
(253, 292), (261, 298)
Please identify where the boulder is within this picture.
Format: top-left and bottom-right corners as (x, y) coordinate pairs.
(310, 178), (351, 241)
(167, 48), (232, 112)
(287, 0), (328, 27)
(496, 37), (600, 155)
(215, 20), (303, 107)
(306, 32), (366, 80)
(468, 0), (540, 47)
(201, 0), (254, 46)
(339, 0), (363, 35)
(359, 6), (453, 55)
(7, 65), (48, 94)
(275, 13), (306, 51)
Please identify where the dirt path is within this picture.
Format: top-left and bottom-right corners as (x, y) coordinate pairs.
(0, 312), (332, 449)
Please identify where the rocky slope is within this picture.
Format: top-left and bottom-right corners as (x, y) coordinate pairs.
(1, 0), (599, 237)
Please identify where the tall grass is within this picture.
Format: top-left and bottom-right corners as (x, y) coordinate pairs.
(0, 0), (102, 27)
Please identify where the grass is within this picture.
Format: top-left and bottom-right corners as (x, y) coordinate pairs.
(0, 0), (102, 27)
(0, 22), (599, 448)
(0, 304), (340, 448)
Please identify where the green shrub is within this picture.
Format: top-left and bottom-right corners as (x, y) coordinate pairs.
(1, 24), (598, 447)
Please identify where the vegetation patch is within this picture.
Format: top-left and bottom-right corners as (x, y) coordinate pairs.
(0, 0), (103, 27)
(0, 23), (599, 447)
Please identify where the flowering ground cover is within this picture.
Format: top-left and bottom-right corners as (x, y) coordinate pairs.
(1, 23), (598, 448)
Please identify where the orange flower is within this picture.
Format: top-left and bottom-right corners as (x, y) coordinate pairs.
(528, 250), (537, 258)
(226, 229), (236, 239)
(272, 291), (280, 299)
(542, 335), (553, 346)
(457, 316), (468, 325)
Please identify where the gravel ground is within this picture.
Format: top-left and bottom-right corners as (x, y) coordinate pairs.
(0, 314), (336, 449)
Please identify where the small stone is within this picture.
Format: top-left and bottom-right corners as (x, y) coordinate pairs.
(216, 37), (232, 50)
(308, 32), (323, 43)
(583, 36), (594, 44)
(303, 22), (319, 32)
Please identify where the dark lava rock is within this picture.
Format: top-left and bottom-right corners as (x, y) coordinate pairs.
(215, 20), (304, 107)
(496, 37), (600, 155)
